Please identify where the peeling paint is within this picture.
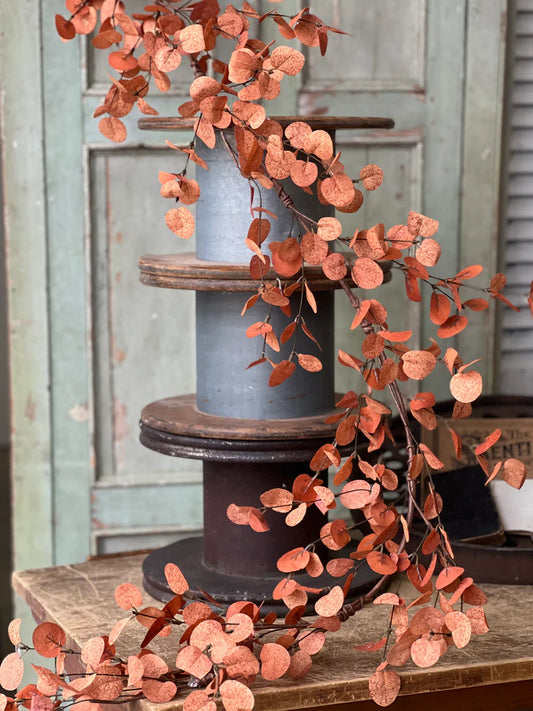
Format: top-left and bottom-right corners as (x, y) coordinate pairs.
(113, 398), (129, 442)
(112, 336), (126, 363)
(24, 395), (35, 421)
(69, 403), (89, 423)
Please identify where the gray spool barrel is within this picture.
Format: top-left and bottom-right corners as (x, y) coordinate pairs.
(194, 131), (335, 419)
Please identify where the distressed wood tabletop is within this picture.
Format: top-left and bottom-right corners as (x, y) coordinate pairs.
(13, 553), (533, 711)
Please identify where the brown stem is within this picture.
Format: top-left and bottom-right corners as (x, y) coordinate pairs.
(336, 278), (420, 620)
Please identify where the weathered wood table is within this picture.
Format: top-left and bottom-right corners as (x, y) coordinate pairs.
(13, 553), (533, 711)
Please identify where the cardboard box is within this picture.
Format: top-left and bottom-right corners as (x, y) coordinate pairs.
(423, 418), (533, 533)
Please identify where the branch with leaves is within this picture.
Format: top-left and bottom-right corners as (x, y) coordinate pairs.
(3, 0), (532, 709)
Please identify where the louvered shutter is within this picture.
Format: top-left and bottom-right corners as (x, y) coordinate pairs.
(500, 0), (533, 392)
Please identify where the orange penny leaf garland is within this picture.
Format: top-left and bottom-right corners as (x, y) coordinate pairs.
(4, 2), (531, 711)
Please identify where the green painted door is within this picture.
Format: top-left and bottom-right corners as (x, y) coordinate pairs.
(1, 1), (507, 584)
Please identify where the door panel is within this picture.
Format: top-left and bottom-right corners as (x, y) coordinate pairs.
(2, 0), (507, 574)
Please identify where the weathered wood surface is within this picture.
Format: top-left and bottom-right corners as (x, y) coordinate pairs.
(139, 254), (346, 292)
(13, 554), (533, 711)
(141, 394), (342, 440)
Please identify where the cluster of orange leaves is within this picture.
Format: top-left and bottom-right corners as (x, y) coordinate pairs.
(0, 560), (491, 711)
(13, 1), (528, 709)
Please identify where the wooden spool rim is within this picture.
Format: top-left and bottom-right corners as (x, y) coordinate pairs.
(141, 393), (342, 441)
(138, 115), (395, 132)
(138, 252), (387, 291)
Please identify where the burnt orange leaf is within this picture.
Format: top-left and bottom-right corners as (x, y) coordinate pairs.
(219, 680), (254, 711)
(290, 159), (318, 188)
(326, 558), (354, 577)
(155, 46), (182, 72)
(32, 623), (66, 659)
(277, 547), (310, 573)
(179, 23), (206, 53)
(288, 650), (313, 680)
(322, 252), (347, 281)
(401, 350), (436, 380)
(380, 329), (412, 343)
(339, 480), (372, 509)
(450, 370), (482, 403)
(249, 508), (269, 532)
(366, 551), (397, 576)
(335, 415), (357, 447)
(7, 619), (21, 647)
(410, 638), (442, 668)
(408, 211), (439, 237)
(437, 314), (468, 338)
(184, 691), (217, 711)
(419, 443), (444, 470)
(314, 586), (344, 617)
(226, 503), (254, 526)
(359, 164), (384, 191)
(321, 173), (355, 208)
(109, 616), (132, 645)
(352, 258), (384, 289)
(408, 453), (424, 480)
(310, 443), (341, 471)
(405, 274), (422, 302)
(246, 321), (272, 338)
(456, 264), (483, 281)
(285, 121), (312, 149)
(138, 98), (158, 116)
(430, 293), (451, 325)
(317, 217), (342, 242)
(55, 14), (76, 40)
(444, 611), (472, 649)
(373, 593), (402, 606)
(99, 117), (127, 143)
(224, 613), (254, 644)
(475, 428), (502, 455)
(355, 637), (387, 652)
(368, 669), (401, 706)
(165, 207), (195, 239)
(466, 607), (490, 635)
(0, 653), (23, 691)
(260, 488), (293, 513)
(436, 566), (464, 590)
(224, 646), (260, 681)
(81, 637), (105, 671)
(164, 563), (189, 595)
(301, 231), (329, 265)
(416, 238), (441, 267)
(423, 491), (444, 518)
(260, 643), (291, 680)
(304, 130), (333, 160)
(268, 45), (305, 75)
(484, 460), (503, 485)
(286, 502), (307, 526)
(464, 297), (489, 311)
(448, 577), (474, 605)
(503, 458), (527, 489)
(362, 332), (385, 359)
(297, 354), (322, 372)
(269, 359), (296, 387)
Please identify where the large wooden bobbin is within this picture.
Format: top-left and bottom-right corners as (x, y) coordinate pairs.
(137, 116), (394, 608)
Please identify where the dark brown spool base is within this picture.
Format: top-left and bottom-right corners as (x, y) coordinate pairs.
(409, 526), (533, 585)
(142, 537), (385, 615)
